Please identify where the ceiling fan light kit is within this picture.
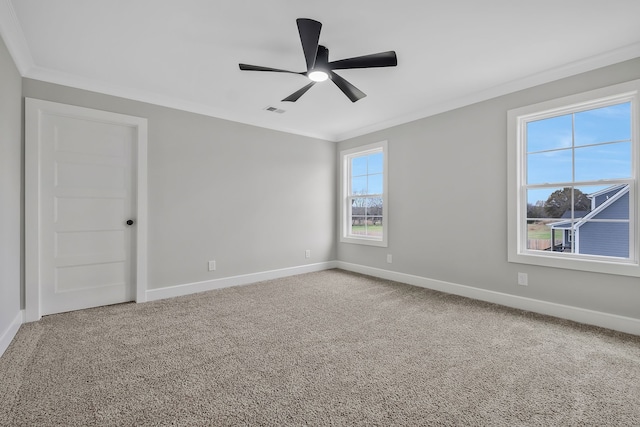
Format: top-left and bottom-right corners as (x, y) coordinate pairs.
(308, 70), (328, 82)
(239, 18), (397, 103)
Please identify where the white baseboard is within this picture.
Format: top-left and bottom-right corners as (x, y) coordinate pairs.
(337, 261), (640, 336)
(0, 310), (24, 358)
(146, 261), (339, 302)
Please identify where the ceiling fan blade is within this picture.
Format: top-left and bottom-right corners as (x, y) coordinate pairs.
(282, 82), (316, 102)
(239, 64), (302, 74)
(329, 71), (366, 102)
(297, 18), (322, 71)
(328, 51), (397, 70)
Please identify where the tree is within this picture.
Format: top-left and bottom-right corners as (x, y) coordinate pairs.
(351, 194), (383, 226)
(544, 187), (590, 218)
(527, 200), (545, 221)
(351, 197), (366, 225)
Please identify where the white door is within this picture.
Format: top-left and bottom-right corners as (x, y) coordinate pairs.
(26, 99), (148, 319)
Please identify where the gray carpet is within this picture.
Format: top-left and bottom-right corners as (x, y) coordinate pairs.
(1, 269), (639, 426)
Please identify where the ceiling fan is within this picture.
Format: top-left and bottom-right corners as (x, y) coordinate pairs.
(239, 18), (397, 103)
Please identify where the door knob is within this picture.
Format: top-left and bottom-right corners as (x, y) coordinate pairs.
(126, 219), (135, 226)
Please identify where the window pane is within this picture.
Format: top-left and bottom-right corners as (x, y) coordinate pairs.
(527, 149), (572, 184)
(351, 176), (367, 194)
(351, 216), (367, 235)
(368, 173), (383, 194)
(366, 197), (383, 217)
(527, 187), (588, 220)
(527, 114), (572, 153)
(527, 187), (589, 252)
(526, 220), (563, 251)
(567, 187), (592, 220)
(351, 199), (366, 217)
(574, 142), (631, 181)
(350, 197), (384, 238)
(575, 102), (631, 146)
(527, 188), (556, 210)
(368, 152), (383, 174)
(581, 184), (629, 220)
(526, 185), (631, 256)
(367, 223), (383, 237)
(352, 156), (367, 176)
(366, 197), (383, 238)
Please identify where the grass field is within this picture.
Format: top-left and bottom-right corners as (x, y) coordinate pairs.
(351, 225), (383, 236)
(528, 221), (564, 245)
(528, 222), (552, 239)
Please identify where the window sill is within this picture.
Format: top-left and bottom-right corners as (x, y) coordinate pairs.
(508, 250), (640, 277)
(340, 235), (388, 247)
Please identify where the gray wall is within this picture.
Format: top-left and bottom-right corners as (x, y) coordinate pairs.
(23, 79), (336, 290)
(337, 58), (640, 320)
(0, 36), (22, 336)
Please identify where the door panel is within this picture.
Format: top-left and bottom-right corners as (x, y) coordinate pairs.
(55, 197), (127, 229)
(53, 114), (130, 156)
(56, 161), (127, 190)
(55, 262), (126, 292)
(39, 108), (134, 315)
(55, 231), (125, 258)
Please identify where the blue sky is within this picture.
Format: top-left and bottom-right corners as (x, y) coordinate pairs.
(352, 152), (383, 195)
(526, 102), (632, 206)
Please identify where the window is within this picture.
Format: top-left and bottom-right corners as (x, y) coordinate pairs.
(340, 141), (388, 247)
(508, 79), (640, 276)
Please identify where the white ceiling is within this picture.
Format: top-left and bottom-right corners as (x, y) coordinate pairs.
(2, 0), (640, 141)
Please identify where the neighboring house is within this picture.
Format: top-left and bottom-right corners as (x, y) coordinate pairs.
(549, 184), (629, 258)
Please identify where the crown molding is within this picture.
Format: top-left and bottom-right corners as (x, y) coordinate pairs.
(0, 0), (34, 75)
(335, 42), (640, 141)
(23, 66), (335, 142)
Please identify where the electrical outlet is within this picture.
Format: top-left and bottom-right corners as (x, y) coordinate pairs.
(305, 250), (311, 259)
(208, 260), (216, 271)
(386, 254), (393, 263)
(517, 272), (528, 286)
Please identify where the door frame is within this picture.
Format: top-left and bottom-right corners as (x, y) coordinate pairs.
(25, 98), (148, 322)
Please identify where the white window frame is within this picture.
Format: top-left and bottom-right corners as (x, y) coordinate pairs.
(340, 141), (388, 247)
(508, 79), (640, 277)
